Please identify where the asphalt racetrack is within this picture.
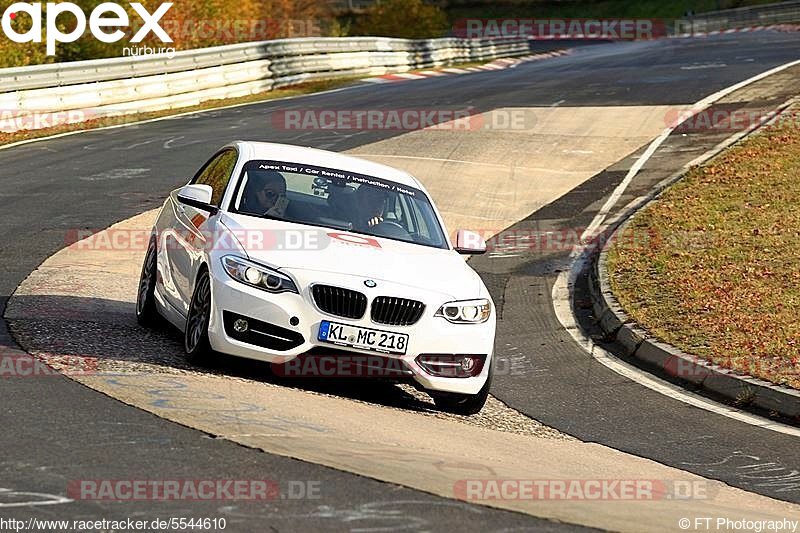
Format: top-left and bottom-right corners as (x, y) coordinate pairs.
(2, 32), (800, 531)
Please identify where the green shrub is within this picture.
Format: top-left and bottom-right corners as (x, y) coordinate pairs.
(352, 0), (449, 39)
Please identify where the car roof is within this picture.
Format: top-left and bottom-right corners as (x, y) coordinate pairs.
(231, 141), (423, 190)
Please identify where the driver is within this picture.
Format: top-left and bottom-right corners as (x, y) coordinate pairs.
(356, 185), (388, 229)
(240, 171), (288, 218)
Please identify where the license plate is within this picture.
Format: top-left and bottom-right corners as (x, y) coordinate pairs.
(318, 321), (409, 355)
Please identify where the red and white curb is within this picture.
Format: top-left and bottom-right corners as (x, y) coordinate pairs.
(362, 24), (800, 85)
(363, 50), (571, 84)
(519, 24), (800, 40)
(673, 23), (800, 38)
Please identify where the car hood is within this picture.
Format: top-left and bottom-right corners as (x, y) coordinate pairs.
(219, 213), (484, 300)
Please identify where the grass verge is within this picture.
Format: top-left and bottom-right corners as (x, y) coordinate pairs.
(607, 112), (800, 390)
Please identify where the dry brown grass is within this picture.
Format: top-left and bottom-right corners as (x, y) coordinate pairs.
(607, 115), (800, 389)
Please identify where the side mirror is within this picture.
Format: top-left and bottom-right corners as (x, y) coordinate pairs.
(454, 229), (487, 255)
(177, 184), (218, 214)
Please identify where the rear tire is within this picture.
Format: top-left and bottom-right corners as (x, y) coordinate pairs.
(136, 236), (162, 327)
(431, 363), (493, 416)
(185, 268), (214, 365)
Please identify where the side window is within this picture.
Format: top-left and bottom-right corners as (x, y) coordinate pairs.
(192, 150), (238, 206)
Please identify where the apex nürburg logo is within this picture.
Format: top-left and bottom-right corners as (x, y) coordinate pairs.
(1, 2), (173, 55)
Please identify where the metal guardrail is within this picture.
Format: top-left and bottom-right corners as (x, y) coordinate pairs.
(678, 0), (800, 33)
(0, 36), (533, 132)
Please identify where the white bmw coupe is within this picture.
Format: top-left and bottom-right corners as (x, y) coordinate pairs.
(136, 141), (496, 414)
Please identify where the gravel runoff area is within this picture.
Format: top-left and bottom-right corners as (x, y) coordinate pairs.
(607, 108), (800, 390)
(10, 317), (568, 439)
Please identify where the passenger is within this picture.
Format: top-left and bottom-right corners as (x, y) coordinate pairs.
(356, 186), (388, 229)
(240, 171), (288, 217)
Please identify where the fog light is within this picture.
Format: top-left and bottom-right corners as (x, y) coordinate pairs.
(461, 357), (476, 372)
(416, 354), (485, 378)
(233, 318), (249, 333)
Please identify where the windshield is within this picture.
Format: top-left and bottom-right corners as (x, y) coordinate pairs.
(229, 160), (448, 249)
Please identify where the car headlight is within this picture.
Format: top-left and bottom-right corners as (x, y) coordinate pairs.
(435, 299), (491, 324)
(221, 255), (298, 294)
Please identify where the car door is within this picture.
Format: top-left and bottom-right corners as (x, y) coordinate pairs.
(163, 149), (238, 316)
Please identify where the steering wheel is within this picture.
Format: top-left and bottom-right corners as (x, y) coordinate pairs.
(375, 220), (406, 231)
(372, 220), (410, 238)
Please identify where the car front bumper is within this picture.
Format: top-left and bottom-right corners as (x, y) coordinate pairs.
(206, 261), (496, 395)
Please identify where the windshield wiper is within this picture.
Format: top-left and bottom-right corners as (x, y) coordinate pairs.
(320, 220), (354, 231)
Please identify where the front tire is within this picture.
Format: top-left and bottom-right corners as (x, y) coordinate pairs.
(185, 268), (213, 364)
(136, 236), (162, 327)
(431, 364), (493, 415)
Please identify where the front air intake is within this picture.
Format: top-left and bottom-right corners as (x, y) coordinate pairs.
(223, 311), (304, 351)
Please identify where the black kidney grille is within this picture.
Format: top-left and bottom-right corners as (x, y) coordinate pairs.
(371, 297), (425, 326)
(311, 284), (367, 319)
